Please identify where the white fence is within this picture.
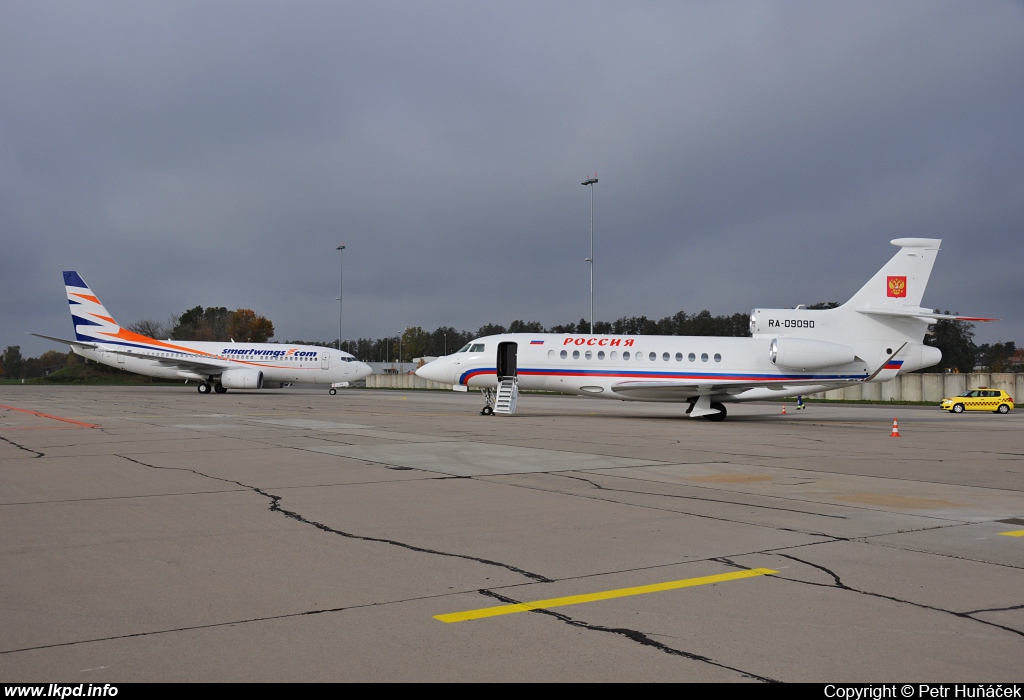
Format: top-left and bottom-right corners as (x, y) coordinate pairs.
(366, 373), (453, 391)
(808, 372), (1023, 403)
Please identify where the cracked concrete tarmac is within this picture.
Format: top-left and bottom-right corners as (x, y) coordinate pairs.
(1, 386), (1022, 682)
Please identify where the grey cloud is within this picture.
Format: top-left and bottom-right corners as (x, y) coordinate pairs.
(2, 1), (1021, 358)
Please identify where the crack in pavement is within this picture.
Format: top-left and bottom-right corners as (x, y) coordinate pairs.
(474, 587), (781, 683)
(115, 454), (552, 583)
(849, 537), (1024, 571)
(776, 553), (1024, 639)
(556, 472), (850, 519)
(475, 472), (861, 539)
(0, 594), (435, 655)
(0, 434), (44, 458)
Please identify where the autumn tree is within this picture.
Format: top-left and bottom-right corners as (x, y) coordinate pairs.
(1, 345), (24, 379)
(126, 315), (178, 340)
(401, 326), (432, 363)
(428, 326), (472, 356)
(168, 306), (273, 342)
(228, 309), (275, 343)
(924, 313), (976, 373)
(976, 342), (1017, 372)
(508, 320), (545, 334)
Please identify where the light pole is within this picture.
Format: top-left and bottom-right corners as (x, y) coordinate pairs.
(581, 176), (598, 334)
(336, 244), (345, 351)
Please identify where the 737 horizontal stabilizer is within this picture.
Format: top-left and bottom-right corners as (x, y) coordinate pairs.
(29, 332), (100, 349)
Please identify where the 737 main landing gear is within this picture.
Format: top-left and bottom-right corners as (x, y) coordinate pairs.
(480, 388), (495, 416)
(197, 381), (227, 394)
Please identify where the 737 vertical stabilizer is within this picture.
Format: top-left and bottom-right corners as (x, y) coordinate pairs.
(64, 271), (122, 344)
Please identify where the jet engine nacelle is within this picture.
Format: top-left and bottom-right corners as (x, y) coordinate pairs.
(220, 368), (264, 389)
(897, 343), (942, 373)
(770, 338), (857, 370)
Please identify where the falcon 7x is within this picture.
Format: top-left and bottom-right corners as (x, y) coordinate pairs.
(416, 239), (993, 420)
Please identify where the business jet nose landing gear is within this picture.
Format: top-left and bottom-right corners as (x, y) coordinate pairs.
(480, 388), (495, 416)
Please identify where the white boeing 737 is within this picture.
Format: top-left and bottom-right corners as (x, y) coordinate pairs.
(33, 271), (372, 394)
(416, 239), (994, 420)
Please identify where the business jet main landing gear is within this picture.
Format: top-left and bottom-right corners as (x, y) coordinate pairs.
(686, 396), (728, 421)
(704, 402), (727, 422)
(329, 388), (337, 395)
(198, 381), (211, 394)
(480, 388), (495, 416)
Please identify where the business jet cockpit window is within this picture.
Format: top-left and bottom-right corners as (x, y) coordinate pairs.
(456, 343), (486, 353)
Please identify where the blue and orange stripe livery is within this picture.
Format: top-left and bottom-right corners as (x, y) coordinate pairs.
(459, 367), (868, 386)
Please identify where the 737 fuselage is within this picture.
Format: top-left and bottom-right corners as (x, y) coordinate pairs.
(33, 271), (372, 395)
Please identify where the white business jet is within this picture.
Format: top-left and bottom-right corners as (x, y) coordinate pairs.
(416, 239), (993, 420)
(33, 271), (372, 395)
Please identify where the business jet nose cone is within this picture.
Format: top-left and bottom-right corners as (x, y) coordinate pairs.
(416, 357), (450, 383)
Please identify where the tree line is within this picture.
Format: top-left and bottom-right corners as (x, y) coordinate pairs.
(0, 305), (275, 380)
(128, 306), (274, 343)
(329, 310), (753, 365)
(4, 306), (1019, 379)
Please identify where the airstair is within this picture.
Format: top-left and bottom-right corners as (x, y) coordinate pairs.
(494, 377), (518, 415)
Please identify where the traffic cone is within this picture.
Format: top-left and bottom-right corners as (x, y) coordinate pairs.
(781, 404), (787, 415)
(890, 418), (901, 437)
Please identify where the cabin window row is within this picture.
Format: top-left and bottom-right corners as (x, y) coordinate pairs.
(549, 349), (722, 363)
(145, 351), (313, 362)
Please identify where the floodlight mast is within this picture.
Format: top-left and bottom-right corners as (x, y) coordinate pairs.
(581, 176), (598, 334)
(336, 244), (346, 351)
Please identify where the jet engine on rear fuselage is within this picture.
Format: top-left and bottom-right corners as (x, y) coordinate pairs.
(770, 338), (857, 370)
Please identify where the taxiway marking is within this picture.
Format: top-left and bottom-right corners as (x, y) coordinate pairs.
(435, 568), (778, 623)
(0, 404), (100, 429)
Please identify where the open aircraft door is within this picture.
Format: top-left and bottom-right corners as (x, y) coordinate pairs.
(497, 342), (518, 380)
(493, 342), (518, 415)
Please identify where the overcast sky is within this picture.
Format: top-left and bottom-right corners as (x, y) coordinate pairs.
(3, 1), (1022, 358)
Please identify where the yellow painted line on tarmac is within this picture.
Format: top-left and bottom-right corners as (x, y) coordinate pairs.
(999, 530), (1024, 537)
(434, 567), (778, 623)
